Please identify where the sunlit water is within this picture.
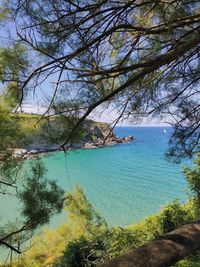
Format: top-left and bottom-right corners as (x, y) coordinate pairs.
(1, 127), (189, 228)
(0, 126), (191, 261)
(34, 127), (188, 226)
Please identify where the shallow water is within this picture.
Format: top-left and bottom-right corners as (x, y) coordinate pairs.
(0, 126), (191, 262)
(0, 127), (188, 228)
(36, 127), (188, 226)
(0, 127), (190, 261)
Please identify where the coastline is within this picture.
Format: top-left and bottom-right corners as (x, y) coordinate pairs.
(13, 135), (134, 159)
(9, 127), (186, 227)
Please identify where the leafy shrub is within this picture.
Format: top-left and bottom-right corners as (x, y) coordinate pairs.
(54, 234), (110, 267)
(159, 200), (195, 234)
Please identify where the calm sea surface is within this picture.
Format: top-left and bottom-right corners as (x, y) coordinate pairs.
(39, 126), (188, 226)
(0, 127), (189, 230)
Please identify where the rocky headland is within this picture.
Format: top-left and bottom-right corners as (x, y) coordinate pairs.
(13, 117), (133, 159)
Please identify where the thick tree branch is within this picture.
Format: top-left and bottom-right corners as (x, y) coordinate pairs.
(100, 219), (200, 267)
(60, 33), (200, 148)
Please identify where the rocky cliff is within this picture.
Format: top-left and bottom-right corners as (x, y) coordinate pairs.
(13, 115), (133, 157)
(80, 120), (133, 149)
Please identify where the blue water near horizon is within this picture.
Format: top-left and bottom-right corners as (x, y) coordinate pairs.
(39, 126), (188, 227)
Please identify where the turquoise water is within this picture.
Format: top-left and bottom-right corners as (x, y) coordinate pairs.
(0, 126), (190, 261)
(38, 127), (188, 227)
(0, 127), (188, 229)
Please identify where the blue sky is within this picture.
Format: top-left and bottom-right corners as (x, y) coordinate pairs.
(0, 5), (169, 127)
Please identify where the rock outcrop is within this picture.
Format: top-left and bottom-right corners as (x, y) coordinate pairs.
(82, 135), (134, 149)
(13, 119), (134, 157)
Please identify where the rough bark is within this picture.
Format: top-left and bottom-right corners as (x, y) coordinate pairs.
(100, 220), (200, 267)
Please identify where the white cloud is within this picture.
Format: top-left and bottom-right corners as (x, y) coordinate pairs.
(17, 103), (169, 126)
(16, 104), (47, 114)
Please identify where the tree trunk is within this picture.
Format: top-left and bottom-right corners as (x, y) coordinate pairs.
(100, 219), (200, 267)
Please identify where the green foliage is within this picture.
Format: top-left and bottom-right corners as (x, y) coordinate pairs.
(159, 200), (195, 234)
(7, 187), (107, 267)
(0, 102), (24, 154)
(13, 186), (194, 267)
(0, 158), (65, 260)
(13, 113), (101, 146)
(0, 101), (25, 195)
(0, 101), (65, 256)
(106, 227), (143, 258)
(91, 135), (97, 141)
(174, 255), (200, 267)
(65, 186), (108, 237)
(40, 116), (84, 145)
(54, 235), (109, 267)
(0, 43), (28, 106)
(53, 199), (196, 267)
(6, 224), (71, 267)
(184, 155), (200, 216)
(20, 159), (65, 228)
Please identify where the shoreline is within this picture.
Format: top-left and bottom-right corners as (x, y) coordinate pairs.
(13, 135), (134, 159)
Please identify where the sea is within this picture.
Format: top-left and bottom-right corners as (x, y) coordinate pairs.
(37, 126), (188, 227)
(0, 126), (191, 261)
(0, 127), (189, 230)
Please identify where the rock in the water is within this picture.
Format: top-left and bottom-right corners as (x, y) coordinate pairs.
(28, 149), (38, 155)
(122, 135), (134, 142)
(84, 142), (97, 149)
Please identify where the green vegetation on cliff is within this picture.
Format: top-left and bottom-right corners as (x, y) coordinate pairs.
(13, 113), (115, 149)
